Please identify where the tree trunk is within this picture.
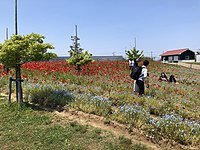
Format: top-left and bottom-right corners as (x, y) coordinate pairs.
(16, 65), (22, 105)
(77, 65), (81, 72)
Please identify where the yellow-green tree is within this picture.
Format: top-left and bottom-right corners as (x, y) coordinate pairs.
(125, 48), (144, 62)
(0, 33), (57, 104)
(67, 26), (93, 71)
(68, 50), (93, 71)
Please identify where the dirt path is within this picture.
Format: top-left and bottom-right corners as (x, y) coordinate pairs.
(53, 110), (162, 150)
(53, 109), (195, 150)
(173, 62), (200, 70)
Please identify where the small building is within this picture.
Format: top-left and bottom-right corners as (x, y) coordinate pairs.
(160, 48), (195, 63)
(196, 53), (200, 62)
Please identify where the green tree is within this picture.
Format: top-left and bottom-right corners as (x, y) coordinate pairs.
(67, 26), (93, 71)
(125, 48), (144, 62)
(0, 33), (57, 105)
(68, 50), (93, 71)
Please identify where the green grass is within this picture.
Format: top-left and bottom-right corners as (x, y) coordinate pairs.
(0, 97), (150, 150)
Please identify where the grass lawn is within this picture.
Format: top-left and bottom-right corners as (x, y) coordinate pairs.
(0, 96), (149, 150)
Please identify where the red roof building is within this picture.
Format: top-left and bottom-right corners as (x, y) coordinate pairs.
(160, 48), (195, 63)
(160, 48), (189, 56)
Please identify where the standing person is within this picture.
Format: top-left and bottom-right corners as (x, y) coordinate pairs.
(133, 62), (139, 93)
(136, 60), (149, 96)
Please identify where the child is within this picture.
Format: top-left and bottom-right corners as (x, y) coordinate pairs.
(169, 75), (177, 83)
(158, 72), (168, 82)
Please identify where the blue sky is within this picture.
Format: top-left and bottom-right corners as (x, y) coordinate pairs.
(0, 0), (200, 58)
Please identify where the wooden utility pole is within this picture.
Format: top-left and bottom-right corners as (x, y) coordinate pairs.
(75, 25), (78, 53)
(14, 0), (22, 107)
(134, 37), (136, 50)
(15, 0), (18, 35)
(71, 25), (81, 53)
(15, 0), (18, 104)
(6, 28), (9, 40)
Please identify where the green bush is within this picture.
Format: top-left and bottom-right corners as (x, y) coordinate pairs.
(28, 84), (74, 109)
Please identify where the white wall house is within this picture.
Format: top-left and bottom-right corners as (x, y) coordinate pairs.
(160, 48), (195, 63)
(196, 54), (200, 62)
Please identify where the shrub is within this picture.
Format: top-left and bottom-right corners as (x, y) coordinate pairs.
(27, 84), (74, 109)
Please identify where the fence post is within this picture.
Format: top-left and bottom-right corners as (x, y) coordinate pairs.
(8, 77), (12, 104)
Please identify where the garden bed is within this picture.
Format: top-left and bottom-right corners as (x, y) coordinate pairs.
(0, 60), (200, 148)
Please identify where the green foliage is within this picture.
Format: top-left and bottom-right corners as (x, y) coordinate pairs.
(67, 50), (93, 70)
(0, 33), (57, 68)
(67, 30), (93, 70)
(125, 48), (144, 62)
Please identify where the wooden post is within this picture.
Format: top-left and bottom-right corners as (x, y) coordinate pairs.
(16, 65), (22, 107)
(15, 68), (19, 103)
(8, 77), (13, 104)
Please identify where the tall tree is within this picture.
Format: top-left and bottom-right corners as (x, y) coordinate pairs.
(67, 25), (93, 71)
(0, 33), (57, 104)
(125, 48), (144, 62)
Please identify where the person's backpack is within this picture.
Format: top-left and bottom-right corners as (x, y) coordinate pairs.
(130, 66), (142, 80)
